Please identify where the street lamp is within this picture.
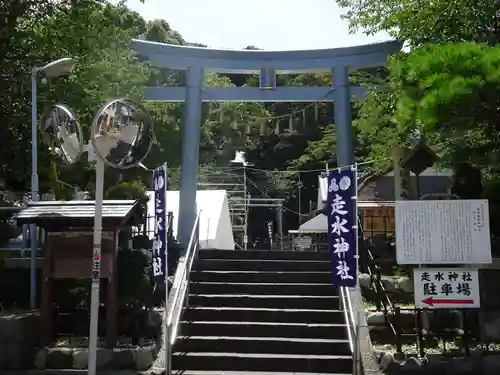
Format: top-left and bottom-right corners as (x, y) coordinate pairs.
(230, 151), (254, 250)
(30, 57), (74, 309)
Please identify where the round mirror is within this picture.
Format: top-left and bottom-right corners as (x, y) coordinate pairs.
(40, 104), (83, 164)
(90, 98), (153, 169)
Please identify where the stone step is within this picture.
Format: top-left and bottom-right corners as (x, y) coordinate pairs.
(199, 249), (330, 261)
(174, 336), (351, 356)
(188, 294), (340, 310)
(189, 282), (338, 296)
(184, 306), (345, 324)
(171, 352), (352, 374)
(180, 321), (348, 340)
(191, 271), (332, 284)
(195, 259), (331, 272)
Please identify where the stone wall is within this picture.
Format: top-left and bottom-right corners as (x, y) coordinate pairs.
(34, 345), (157, 371)
(0, 311), (39, 370)
(376, 350), (500, 375)
(34, 309), (163, 371)
(0, 309), (162, 371)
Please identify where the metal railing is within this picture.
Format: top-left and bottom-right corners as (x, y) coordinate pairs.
(340, 286), (362, 375)
(164, 212), (201, 375)
(366, 248), (401, 350)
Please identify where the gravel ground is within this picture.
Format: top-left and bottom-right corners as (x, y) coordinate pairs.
(152, 309), (166, 370)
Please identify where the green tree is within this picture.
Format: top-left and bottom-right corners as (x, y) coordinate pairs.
(335, 0), (500, 177)
(0, 0), (154, 195)
(391, 43), (500, 174)
(336, 0), (500, 47)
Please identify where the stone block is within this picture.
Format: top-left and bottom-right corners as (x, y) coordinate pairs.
(0, 342), (36, 369)
(380, 277), (398, 293)
(46, 348), (73, 369)
(483, 355), (500, 375)
(113, 349), (137, 369)
(367, 311), (387, 326)
(96, 348), (114, 369)
(380, 352), (405, 373)
(0, 312), (39, 344)
(34, 347), (49, 369)
(401, 357), (423, 372)
(358, 273), (372, 289)
(72, 349), (88, 369)
(135, 346), (154, 370)
(147, 309), (163, 328)
(0, 343), (7, 369)
(396, 276), (413, 293)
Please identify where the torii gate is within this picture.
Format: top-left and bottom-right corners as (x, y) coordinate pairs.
(132, 39), (402, 247)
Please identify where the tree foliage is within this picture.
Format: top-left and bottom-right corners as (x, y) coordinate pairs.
(334, 0), (500, 190)
(391, 43), (500, 174)
(0, 0), (337, 239)
(336, 0), (500, 47)
(7, 0), (500, 242)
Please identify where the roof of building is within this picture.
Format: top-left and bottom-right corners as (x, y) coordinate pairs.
(14, 200), (144, 229)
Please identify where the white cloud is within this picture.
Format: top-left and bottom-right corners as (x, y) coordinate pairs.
(123, 0), (391, 50)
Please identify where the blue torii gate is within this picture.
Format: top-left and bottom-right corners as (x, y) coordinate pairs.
(132, 39), (402, 247)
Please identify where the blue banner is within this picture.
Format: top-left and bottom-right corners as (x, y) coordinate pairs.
(152, 164), (167, 284)
(327, 166), (358, 287)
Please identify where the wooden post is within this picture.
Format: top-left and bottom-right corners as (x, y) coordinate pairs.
(40, 233), (53, 346)
(105, 231), (118, 348)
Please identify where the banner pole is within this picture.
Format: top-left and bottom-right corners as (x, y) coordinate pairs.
(152, 164), (169, 374)
(163, 163), (169, 375)
(354, 164), (359, 285)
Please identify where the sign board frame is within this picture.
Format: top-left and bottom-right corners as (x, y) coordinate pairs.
(259, 67), (277, 90)
(413, 268), (480, 309)
(395, 199), (491, 264)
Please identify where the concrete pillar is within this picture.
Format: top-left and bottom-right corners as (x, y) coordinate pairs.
(333, 66), (353, 167)
(178, 66), (204, 249)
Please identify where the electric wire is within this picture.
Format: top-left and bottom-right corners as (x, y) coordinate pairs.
(202, 86), (340, 121)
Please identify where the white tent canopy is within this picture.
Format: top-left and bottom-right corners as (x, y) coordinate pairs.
(290, 213), (328, 234)
(146, 189), (234, 250)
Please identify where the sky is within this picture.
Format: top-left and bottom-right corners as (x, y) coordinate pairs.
(124, 0), (391, 50)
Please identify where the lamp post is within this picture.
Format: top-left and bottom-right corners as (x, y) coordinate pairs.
(230, 151), (254, 250)
(30, 57), (74, 309)
(297, 180), (303, 225)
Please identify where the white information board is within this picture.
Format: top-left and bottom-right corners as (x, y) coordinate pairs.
(414, 268), (480, 309)
(395, 200), (491, 264)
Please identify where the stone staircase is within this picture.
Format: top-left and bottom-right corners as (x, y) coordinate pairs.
(171, 249), (353, 374)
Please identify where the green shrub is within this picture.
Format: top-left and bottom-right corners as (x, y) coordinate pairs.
(0, 200), (18, 247)
(117, 248), (154, 307)
(106, 179), (149, 249)
(105, 179), (148, 213)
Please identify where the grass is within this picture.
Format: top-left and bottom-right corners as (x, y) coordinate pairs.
(363, 300), (415, 311)
(374, 341), (500, 355)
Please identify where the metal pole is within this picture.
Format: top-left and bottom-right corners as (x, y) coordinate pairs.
(88, 158), (105, 375)
(354, 165), (359, 278)
(243, 166), (248, 250)
(163, 164), (170, 375)
(278, 204), (284, 251)
(298, 183), (302, 225)
(30, 69), (39, 310)
(164, 268), (169, 373)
